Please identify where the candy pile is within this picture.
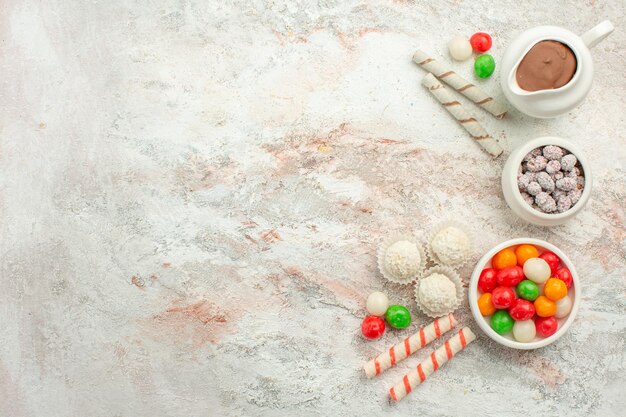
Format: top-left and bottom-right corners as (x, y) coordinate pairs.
(518, 145), (585, 213)
(476, 244), (574, 342)
(361, 291), (412, 339)
(447, 31), (496, 79)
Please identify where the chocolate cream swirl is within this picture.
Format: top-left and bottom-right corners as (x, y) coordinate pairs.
(516, 40), (577, 92)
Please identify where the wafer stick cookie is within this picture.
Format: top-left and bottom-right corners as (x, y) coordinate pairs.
(422, 73), (503, 158)
(363, 314), (456, 378)
(389, 327), (476, 402)
(413, 50), (507, 119)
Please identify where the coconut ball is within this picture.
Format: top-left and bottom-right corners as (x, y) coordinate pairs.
(430, 226), (470, 265)
(385, 241), (421, 280)
(417, 273), (457, 315)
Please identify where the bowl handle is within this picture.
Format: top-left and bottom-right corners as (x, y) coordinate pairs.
(580, 20), (614, 49)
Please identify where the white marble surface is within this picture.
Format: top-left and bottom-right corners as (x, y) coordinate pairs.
(1, 1), (625, 416)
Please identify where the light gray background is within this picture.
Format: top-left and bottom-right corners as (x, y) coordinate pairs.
(1, 1), (625, 416)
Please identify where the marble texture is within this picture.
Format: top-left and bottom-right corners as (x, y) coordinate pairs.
(1, 1), (625, 416)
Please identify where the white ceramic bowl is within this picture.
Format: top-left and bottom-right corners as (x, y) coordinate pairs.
(502, 136), (592, 226)
(469, 238), (580, 349)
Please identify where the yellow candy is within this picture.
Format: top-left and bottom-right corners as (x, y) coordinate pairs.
(478, 293), (496, 316)
(544, 278), (567, 301)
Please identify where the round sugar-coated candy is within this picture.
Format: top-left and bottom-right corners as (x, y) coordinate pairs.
(516, 280), (539, 301)
(496, 266), (524, 287)
(491, 310), (514, 335)
(509, 299), (535, 321)
(474, 54), (495, 78)
(554, 267), (573, 289)
(523, 258), (551, 284)
(544, 278), (567, 301)
(492, 248), (517, 270)
(535, 316), (558, 338)
(555, 296), (573, 318)
(385, 305), (411, 329)
(478, 268), (498, 293)
(491, 286), (516, 309)
(478, 293), (496, 316)
(515, 244), (539, 266)
(534, 295), (557, 317)
(448, 36), (473, 61)
(513, 319), (536, 342)
(470, 32), (492, 52)
(362, 316), (385, 339)
(366, 291), (389, 316)
(539, 251), (561, 274)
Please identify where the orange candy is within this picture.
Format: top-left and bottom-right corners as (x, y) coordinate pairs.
(544, 278), (568, 301)
(492, 248), (517, 270)
(478, 293), (496, 316)
(515, 244), (539, 266)
(534, 295), (557, 317)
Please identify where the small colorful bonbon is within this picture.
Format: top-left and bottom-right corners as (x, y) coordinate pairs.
(523, 257), (551, 284)
(478, 268), (497, 293)
(366, 291), (389, 316)
(555, 296), (573, 318)
(509, 299), (535, 321)
(478, 293), (496, 316)
(535, 316), (558, 338)
(512, 319), (536, 342)
(362, 316), (386, 339)
(516, 280), (539, 301)
(491, 310), (514, 334)
(491, 286), (516, 309)
(448, 36), (473, 61)
(474, 54), (495, 78)
(385, 305), (412, 329)
(470, 32), (492, 52)
(476, 242), (575, 343)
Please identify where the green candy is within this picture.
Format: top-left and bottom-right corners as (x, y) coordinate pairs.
(490, 310), (514, 335)
(516, 280), (539, 301)
(385, 305), (411, 329)
(474, 54), (496, 78)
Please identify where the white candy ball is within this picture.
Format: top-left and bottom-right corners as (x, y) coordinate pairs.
(448, 36), (473, 61)
(523, 258), (551, 284)
(513, 319), (536, 343)
(366, 291), (389, 316)
(555, 296), (572, 318)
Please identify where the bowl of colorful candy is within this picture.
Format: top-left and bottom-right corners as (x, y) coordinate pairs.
(469, 238), (579, 349)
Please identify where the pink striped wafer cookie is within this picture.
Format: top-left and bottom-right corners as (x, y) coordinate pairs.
(389, 327), (477, 402)
(363, 314), (456, 378)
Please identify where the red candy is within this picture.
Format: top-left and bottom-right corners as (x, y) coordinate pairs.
(554, 267), (573, 289)
(478, 268), (498, 293)
(509, 299), (535, 321)
(491, 286), (516, 309)
(470, 32), (492, 52)
(539, 252), (561, 274)
(496, 266), (524, 287)
(361, 316), (385, 339)
(535, 316), (558, 337)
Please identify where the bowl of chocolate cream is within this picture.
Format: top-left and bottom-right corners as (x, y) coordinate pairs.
(500, 21), (613, 118)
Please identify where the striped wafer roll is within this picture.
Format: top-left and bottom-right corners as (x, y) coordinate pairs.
(422, 73), (503, 158)
(389, 327), (477, 402)
(363, 314), (456, 378)
(413, 50), (507, 119)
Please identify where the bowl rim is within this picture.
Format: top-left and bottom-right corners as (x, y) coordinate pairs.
(507, 136), (592, 220)
(469, 237), (580, 349)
